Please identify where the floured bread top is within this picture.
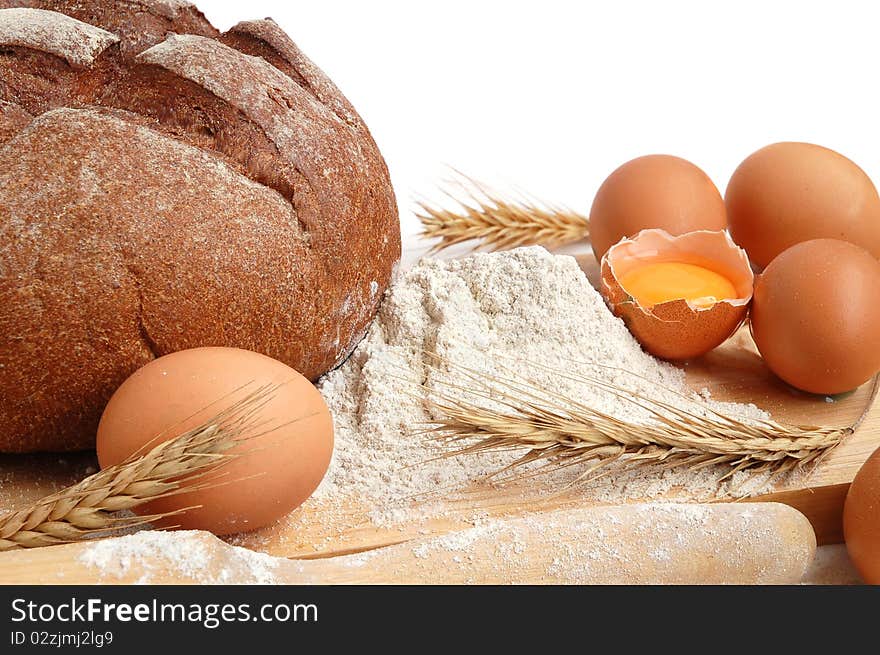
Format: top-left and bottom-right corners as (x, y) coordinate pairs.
(0, 8), (118, 67)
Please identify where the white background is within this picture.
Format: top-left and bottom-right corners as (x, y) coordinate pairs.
(198, 0), (880, 241)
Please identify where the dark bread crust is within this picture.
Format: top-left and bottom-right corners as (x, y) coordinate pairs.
(0, 99), (31, 144)
(0, 3), (400, 452)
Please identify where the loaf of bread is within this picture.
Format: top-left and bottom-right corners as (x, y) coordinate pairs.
(0, 1), (400, 452)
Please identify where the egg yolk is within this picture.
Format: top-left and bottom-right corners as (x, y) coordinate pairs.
(618, 262), (737, 308)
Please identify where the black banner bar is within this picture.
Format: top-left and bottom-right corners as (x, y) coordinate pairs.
(0, 585), (875, 651)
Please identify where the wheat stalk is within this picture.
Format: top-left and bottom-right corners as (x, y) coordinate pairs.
(0, 385), (278, 551)
(423, 359), (868, 485)
(417, 173), (589, 252)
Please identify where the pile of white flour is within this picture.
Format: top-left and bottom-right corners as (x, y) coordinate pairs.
(316, 247), (770, 523)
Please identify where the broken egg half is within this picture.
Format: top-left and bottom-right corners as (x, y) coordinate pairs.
(600, 229), (754, 360)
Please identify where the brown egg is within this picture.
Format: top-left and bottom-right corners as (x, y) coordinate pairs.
(601, 229), (753, 360)
(750, 239), (880, 395)
(589, 155), (727, 262)
(726, 142), (880, 269)
(97, 347), (333, 536)
(844, 446), (880, 583)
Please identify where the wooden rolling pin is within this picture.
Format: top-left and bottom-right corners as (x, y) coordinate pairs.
(0, 503), (815, 584)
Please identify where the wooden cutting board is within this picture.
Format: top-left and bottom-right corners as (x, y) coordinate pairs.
(0, 244), (876, 581)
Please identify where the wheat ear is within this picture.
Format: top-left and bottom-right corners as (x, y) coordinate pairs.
(423, 359), (868, 485)
(0, 385), (277, 551)
(417, 173), (589, 252)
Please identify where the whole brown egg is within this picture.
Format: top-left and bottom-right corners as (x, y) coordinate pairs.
(97, 347), (334, 536)
(750, 239), (880, 395)
(589, 155), (728, 262)
(726, 142), (880, 269)
(844, 446), (880, 583)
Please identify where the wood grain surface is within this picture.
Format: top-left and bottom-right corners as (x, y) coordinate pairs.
(0, 504), (818, 585)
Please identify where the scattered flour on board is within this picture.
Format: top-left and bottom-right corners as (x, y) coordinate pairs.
(337, 503), (812, 584)
(314, 247), (775, 526)
(78, 531), (280, 584)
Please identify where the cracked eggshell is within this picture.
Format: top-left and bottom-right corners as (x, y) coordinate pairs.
(600, 229), (754, 361)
